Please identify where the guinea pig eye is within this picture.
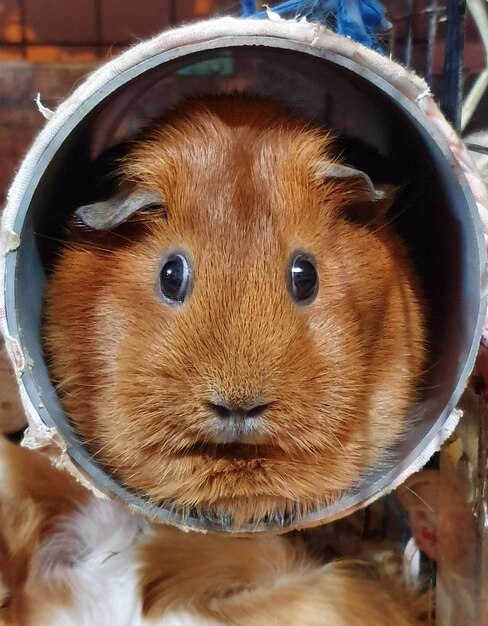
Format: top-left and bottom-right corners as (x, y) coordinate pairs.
(158, 252), (191, 305)
(288, 253), (318, 304)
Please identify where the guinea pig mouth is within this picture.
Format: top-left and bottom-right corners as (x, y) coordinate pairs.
(184, 442), (274, 461)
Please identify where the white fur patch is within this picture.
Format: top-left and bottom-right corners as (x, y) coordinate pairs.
(0, 439), (10, 493)
(28, 497), (220, 626)
(30, 497), (145, 626)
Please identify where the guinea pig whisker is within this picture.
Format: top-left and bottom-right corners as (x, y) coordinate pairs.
(418, 356), (444, 378)
(102, 456), (136, 479)
(363, 205), (407, 237)
(415, 381), (444, 393)
(402, 485), (435, 514)
(316, 429), (347, 455)
(361, 180), (429, 238)
(35, 232), (115, 254)
(71, 435), (103, 449)
(51, 375), (77, 392)
(58, 381), (104, 390)
(83, 423), (158, 463)
(99, 229), (139, 245)
(89, 438), (127, 460)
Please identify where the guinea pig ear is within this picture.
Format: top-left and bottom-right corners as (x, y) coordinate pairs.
(324, 163), (397, 223)
(396, 470), (440, 561)
(325, 164), (387, 201)
(74, 188), (164, 230)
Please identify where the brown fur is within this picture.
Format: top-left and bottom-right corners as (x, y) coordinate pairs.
(139, 527), (425, 626)
(0, 439), (425, 625)
(43, 96), (425, 527)
(140, 533), (425, 625)
(0, 438), (89, 624)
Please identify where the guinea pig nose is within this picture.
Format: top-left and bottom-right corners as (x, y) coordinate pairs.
(207, 401), (269, 419)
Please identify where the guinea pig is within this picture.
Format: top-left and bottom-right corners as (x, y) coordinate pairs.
(42, 95), (426, 529)
(0, 437), (426, 626)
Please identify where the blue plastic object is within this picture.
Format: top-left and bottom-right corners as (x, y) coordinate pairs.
(241, 0), (258, 17)
(242, 0), (391, 50)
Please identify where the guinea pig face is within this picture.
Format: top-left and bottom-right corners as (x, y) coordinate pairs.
(43, 98), (425, 528)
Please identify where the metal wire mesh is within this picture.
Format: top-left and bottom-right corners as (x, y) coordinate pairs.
(382, 0), (467, 126)
(223, 0), (472, 126)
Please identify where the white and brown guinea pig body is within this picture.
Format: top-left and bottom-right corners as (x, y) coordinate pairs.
(0, 438), (424, 625)
(43, 95), (425, 528)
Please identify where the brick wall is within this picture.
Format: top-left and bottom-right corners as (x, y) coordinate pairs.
(0, 0), (238, 61)
(0, 0), (485, 203)
(0, 0), (241, 203)
(0, 61), (95, 204)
